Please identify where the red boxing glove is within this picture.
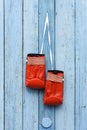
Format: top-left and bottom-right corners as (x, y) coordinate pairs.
(25, 54), (46, 89)
(44, 70), (64, 105)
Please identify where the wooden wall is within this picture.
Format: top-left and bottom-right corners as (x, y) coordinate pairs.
(0, 0), (87, 130)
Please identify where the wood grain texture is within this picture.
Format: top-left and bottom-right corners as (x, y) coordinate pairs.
(55, 0), (75, 130)
(5, 0), (22, 130)
(23, 0), (38, 130)
(76, 0), (87, 130)
(0, 1), (87, 130)
(39, 0), (55, 130)
(0, 0), (4, 130)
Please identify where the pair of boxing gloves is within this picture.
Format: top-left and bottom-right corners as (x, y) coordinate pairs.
(25, 54), (64, 105)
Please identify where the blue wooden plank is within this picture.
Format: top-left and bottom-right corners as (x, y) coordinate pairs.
(5, 0), (22, 130)
(55, 0), (75, 130)
(76, 1), (87, 130)
(0, 0), (4, 130)
(23, 0), (38, 130)
(39, 0), (55, 130)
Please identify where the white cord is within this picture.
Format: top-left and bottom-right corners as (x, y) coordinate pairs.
(40, 12), (53, 69)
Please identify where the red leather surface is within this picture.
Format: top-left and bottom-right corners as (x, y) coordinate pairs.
(25, 55), (46, 89)
(44, 71), (64, 105)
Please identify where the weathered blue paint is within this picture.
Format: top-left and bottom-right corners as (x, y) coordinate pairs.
(5, 0), (22, 130)
(0, 0), (4, 130)
(0, 0), (87, 130)
(76, 1), (87, 130)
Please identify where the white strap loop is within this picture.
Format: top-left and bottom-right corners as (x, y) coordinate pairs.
(40, 12), (53, 69)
